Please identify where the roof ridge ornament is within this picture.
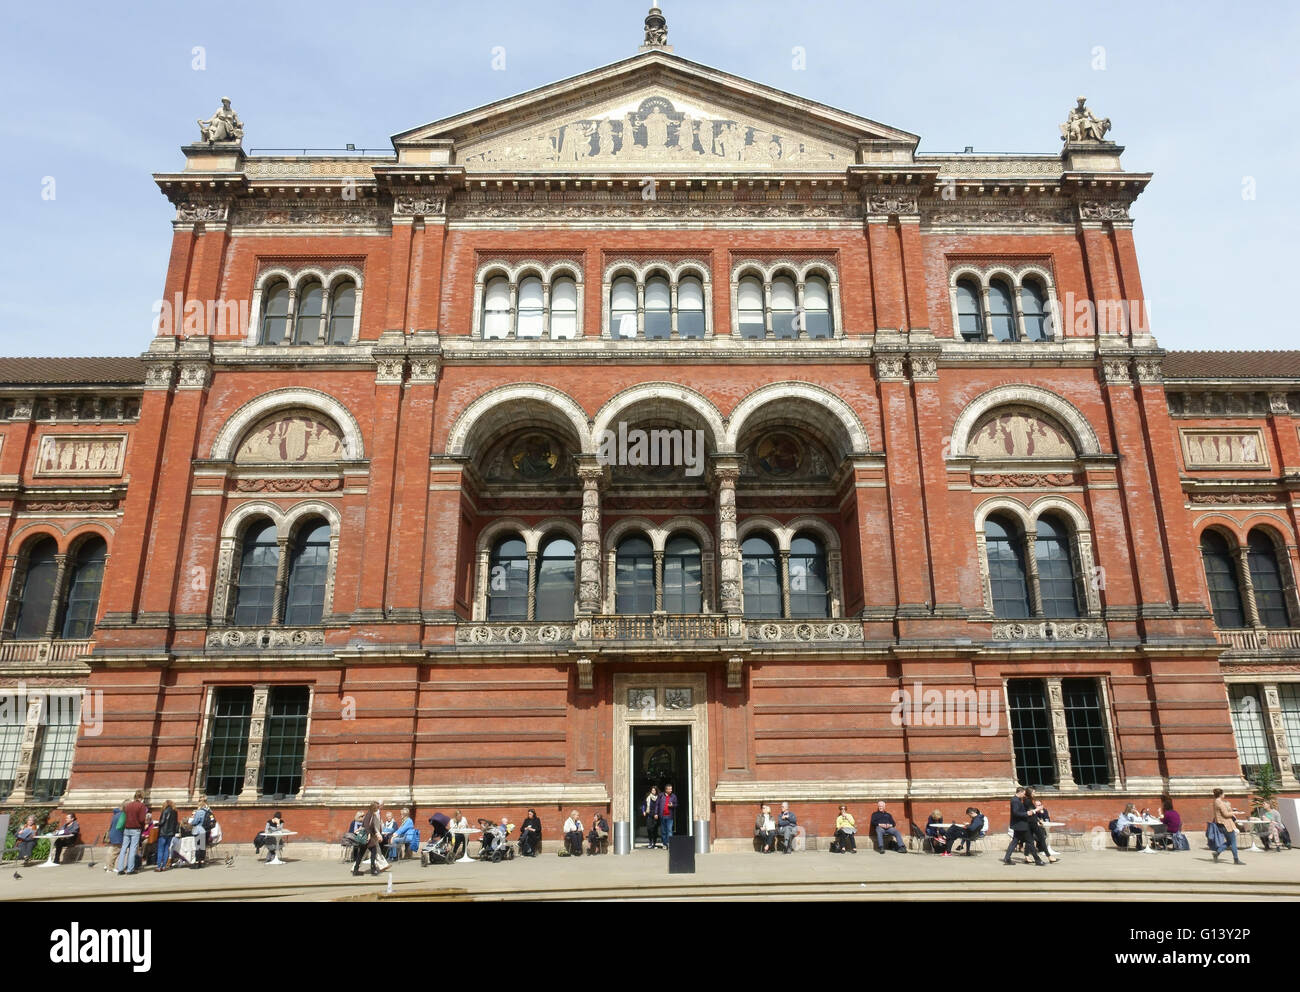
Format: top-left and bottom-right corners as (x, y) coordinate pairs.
(640, 5), (671, 53)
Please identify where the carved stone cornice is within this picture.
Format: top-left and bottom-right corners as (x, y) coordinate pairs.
(864, 190), (919, 217)
(1133, 356), (1163, 384)
(374, 357), (406, 384)
(205, 627), (326, 650)
(875, 355), (907, 381)
(973, 473), (1078, 488)
(1077, 199), (1131, 222)
(176, 362), (211, 390)
(1100, 358), (1132, 385)
(235, 200), (382, 228)
(232, 478), (342, 493)
(1270, 392), (1291, 416)
(392, 192), (449, 218)
(991, 620), (1107, 642)
(144, 363), (177, 390)
(175, 200), (231, 224)
(408, 357), (440, 383)
(908, 354), (939, 381)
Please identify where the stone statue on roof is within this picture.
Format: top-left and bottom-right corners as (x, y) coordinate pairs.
(643, 6), (669, 48)
(198, 97), (244, 144)
(1060, 96), (1111, 143)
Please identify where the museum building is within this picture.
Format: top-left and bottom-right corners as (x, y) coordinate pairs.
(1, 9), (1297, 849)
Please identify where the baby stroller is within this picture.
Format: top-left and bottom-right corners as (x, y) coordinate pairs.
(421, 813), (457, 866)
(476, 817), (516, 862)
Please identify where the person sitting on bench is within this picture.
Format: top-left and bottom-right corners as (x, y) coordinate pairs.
(563, 810), (584, 856)
(51, 812), (81, 864)
(942, 808), (985, 856)
(776, 802), (798, 853)
(587, 812), (609, 854)
(870, 801), (906, 853)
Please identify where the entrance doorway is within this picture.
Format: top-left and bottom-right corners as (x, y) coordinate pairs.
(631, 725), (691, 847)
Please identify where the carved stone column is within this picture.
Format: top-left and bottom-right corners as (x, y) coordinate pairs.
(779, 550), (791, 618)
(828, 550), (843, 619)
(1024, 534), (1043, 618)
(42, 554), (70, 639)
(577, 462), (605, 615)
(270, 538), (290, 625)
(238, 685), (270, 802)
(1260, 683), (1299, 789)
(653, 550), (664, 611)
(9, 694), (46, 804)
(1046, 678), (1074, 787)
(526, 551), (538, 621)
(474, 548), (491, 621)
(1236, 548), (1262, 627)
(712, 458), (742, 614)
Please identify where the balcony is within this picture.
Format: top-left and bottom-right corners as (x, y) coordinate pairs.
(1215, 628), (1300, 656)
(0, 639), (93, 664)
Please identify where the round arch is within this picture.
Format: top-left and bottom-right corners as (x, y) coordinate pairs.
(951, 385), (1102, 458)
(592, 383), (726, 455)
(210, 388), (364, 462)
(445, 383), (591, 458)
(726, 382), (870, 458)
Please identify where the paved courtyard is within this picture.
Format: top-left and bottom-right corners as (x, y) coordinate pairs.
(6, 842), (1299, 901)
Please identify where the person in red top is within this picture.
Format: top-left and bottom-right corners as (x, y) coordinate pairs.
(115, 790), (150, 875)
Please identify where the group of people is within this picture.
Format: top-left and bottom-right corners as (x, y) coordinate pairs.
(10, 813), (82, 866)
(640, 784), (679, 849)
(562, 810), (610, 855)
(344, 802), (421, 875)
(100, 793), (221, 873)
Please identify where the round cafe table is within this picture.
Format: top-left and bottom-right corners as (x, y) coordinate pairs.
(451, 828), (480, 863)
(263, 829), (296, 865)
(1237, 818), (1268, 852)
(34, 834), (59, 868)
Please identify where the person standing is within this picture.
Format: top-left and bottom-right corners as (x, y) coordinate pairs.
(658, 784), (679, 849)
(448, 809), (469, 860)
(104, 798), (128, 873)
(1212, 788), (1247, 865)
(351, 801), (381, 876)
(643, 785), (661, 849)
(115, 790), (149, 875)
(189, 801), (214, 867)
(1003, 787), (1045, 866)
(155, 800), (181, 870)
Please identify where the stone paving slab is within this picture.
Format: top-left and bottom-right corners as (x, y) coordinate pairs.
(6, 843), (1300, 902)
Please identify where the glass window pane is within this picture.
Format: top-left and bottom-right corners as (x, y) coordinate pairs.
(1247, 531), (1290, 628)
(328, 284), (356, 345)
(517, 276), (544, 338)
(663, 534), (702, 614)
(483, 277), (512, 339)
(803, 276), (831, 338)
(644, 277), (671, 340)
(742, 535), (781, 618)
(738, 277), (765, 338)
(1035, 517), (1079, 619)
(488, 536), (529, 620)
(61, 538), (107, 639)
(260, 686), (309, 796)
(985, 517), (1030, 619)
(536, 537), (575, 621)
(261, 284), (290, 345)
(233, 522), (280, 627)
(771, 276), (797, 338)
(294, 284), (323, 345)
(1202, 531), (1245, 628)
(550, 277), (577, 339)
(788, 534), (828, 618)
(1229, 684), (1270, 778)
(616, 537), (655, 614)
(1062, 678), (1109, 787)
(612, 276), (638, 338)
(956, 280), (983, 341)
(0, 717), (22, 800)
(284, 522), (331, 626)
(15, 538), (58, 639)
(677, 277), (705, 339)
(989, 280), (1015, 342)
(204, 686), (253, 798)
(31, 694), (79, 801)
(1008, 678), (1056, 787)
(1278, 684), (1300, 782)
(1020, 280), (1048, 341)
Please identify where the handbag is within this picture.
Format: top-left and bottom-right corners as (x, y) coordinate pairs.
(349, 828), (370, 847)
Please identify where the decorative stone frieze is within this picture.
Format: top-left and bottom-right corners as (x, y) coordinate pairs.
(745, 620), (862, 643)
(204, 628), (326, 649)
(455, 623), (574, 645)
(991, 620), (1107, 642)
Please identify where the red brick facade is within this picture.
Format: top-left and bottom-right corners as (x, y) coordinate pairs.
(2, 48), (1296, 850)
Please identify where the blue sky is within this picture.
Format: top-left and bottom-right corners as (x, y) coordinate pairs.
(1, 0), (1296, 357)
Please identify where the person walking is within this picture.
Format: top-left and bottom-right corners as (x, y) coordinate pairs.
(1003, 787), (1045, 866)
(115, 791), (149, 875)
(658, 784), (679, 849)
(643, 785), (661, 849)
(155, 800), (182, 870)
(351, 801), (382, 876)
(1212, 788), (1247, 865)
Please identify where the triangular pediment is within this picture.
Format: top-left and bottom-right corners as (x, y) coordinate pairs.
(396, 51), (917, 172)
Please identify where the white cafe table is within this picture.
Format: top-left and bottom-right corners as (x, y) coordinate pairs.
(451, 828), (480, 863)
(263, 829), (296, 865)
(34, 834), (59, 868)
(1041, 820), (1069, 852)
(1237, 818), (1268, 852)
(1136, 817), (1165, 852)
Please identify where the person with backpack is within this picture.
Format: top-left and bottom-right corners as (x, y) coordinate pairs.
(350, 801), (381, 876)
(115, 790), (149, 875)
(105, 798), (128, 872)
(189, 801), (215, 867)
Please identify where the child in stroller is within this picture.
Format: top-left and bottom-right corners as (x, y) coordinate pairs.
(476, 817), (516, 862)
(420, 813), (457, 867)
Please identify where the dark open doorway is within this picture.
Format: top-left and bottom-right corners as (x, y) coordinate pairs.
(631, 725), (691, 847)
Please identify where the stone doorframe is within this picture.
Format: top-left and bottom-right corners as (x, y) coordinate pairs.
(613, 672), (710, 834)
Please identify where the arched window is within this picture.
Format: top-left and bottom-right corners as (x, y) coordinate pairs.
(988, 279), (1016, 342)
(677, 276), (706, 339)
(611, 276), (638, 339)
(260, 282), (291, 345)
(804, 276), (832, 338)
(1035, 516), (1079, 618)
(516, 276), (544, 339)
(956, 278), (984, 341)
(550, 276), (578, 339)
(293, 282), (324, 345)
(1020, 278), (1049, 341)
(771, 275), (797, 338)
(985, 516), (1031, 619)
(61, 538), (107, 639)
(788, 533), (829, 618)
(328, 282), (356, 345)
(487, 536), (528, 620)
(644, 275), (671, 340)
(233, 522), (280, 627)
(482, 276), (512, 339)
(1201, 531), (1245, 629)
(742, 534), (781, 618)
(662, 534), (702, 614)
(14, 537), (59, 639)
(284, 521), (331, 626)
(615, 536), (656, 614)
(738, 276), (765, 338)
(536, 537), (576, 621)
(1247, 530), (1291, 628)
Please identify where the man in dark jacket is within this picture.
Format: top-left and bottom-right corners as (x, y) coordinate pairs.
(1003, 787), (1045, 866)
(870, 800), (906, 853)
(658, 784), (679, 848)
(51, 812), (80, 864)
